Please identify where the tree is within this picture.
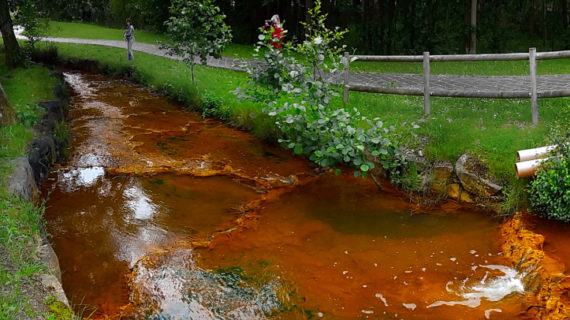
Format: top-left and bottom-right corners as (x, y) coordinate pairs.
(163, 0), (232, 84)
(0, 83), (15, 125)
(14, 0), (47, 48)
(0, 0), (23, 67)
(469, 0), (477, 53)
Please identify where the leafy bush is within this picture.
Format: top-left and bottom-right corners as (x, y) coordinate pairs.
(529, 136), (570, 221)
(237, 0), (405, 179)
(201, 92), (230, 121)
(15, 104), (41, 127)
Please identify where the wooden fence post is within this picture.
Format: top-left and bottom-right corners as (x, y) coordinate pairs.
(529, 47), (539, 125)
(343, 52), (350, 104)
(423, 52), (431, 115)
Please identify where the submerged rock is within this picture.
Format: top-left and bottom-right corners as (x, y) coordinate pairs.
(128, 248), (283, 320)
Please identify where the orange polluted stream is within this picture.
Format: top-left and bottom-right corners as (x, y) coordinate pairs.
(43, 72), (529, 319)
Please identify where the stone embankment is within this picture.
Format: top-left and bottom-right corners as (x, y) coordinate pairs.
(5, 75), (71, 309)
(371, 151), (505, 211)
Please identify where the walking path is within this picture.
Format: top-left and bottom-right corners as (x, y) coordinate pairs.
(35, 36), (570, 98)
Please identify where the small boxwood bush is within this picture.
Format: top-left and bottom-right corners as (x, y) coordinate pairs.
(529, 142), (570, 222)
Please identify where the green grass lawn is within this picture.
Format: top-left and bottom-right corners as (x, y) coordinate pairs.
(45, 20), (570, 75)
(46, 20), (169, 44)
(42, 41), (570, 188)
(46, 21), (255, 59)
(0, 52), (70, 319)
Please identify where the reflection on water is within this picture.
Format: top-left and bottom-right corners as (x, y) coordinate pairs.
(132, 248), (281, 320)
(43, 72), (528, 319)
(61, 166), (104, 189)
(124, 182), (157, 220)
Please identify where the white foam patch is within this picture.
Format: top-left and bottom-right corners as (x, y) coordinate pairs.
(428, 265), (524, 310)
(402, 303), (417, 311)
(485, 308), (502, 319)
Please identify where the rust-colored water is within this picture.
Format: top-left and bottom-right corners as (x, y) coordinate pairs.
(43, 72), (530, 319)
(525, 215), (570, 273)
(200, 175), (528, 319)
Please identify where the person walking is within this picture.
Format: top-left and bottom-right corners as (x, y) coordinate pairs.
(124, 19), (135, 61)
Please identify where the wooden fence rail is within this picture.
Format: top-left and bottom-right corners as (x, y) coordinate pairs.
(343, 48), (570, 125)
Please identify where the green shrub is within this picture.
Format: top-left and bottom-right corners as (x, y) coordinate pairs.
(238, 0), (405, 180)
(15, 104), (41, 127)
(529, 141), (570, 221)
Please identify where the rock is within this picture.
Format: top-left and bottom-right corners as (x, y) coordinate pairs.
(7, 157), (39, 201)
(455, 154), (502, 198)
(258, 173), (298, 188)
(36, 101), (64, 135)
(28, 136), (57, 185)
(38, 235), (62, 282)
(40, 274), (70, 307)
(402, 149), (430, 171)
(447, 183), (461, 200)
(459, 190), (474, 203)
(130, 248), (283, 319)
(36, 234), (69, 307)
(447, 183), (473, 203)
(431, 161), (453, 195)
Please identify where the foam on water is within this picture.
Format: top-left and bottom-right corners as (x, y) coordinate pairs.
(428, 264), (525, 309)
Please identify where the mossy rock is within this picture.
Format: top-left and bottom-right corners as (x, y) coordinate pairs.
(455, 154), (503, 198)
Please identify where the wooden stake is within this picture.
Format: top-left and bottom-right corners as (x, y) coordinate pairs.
(529, 47), (539, 125)
(343, 52), (350, 104)
(423, 52), (431, 116)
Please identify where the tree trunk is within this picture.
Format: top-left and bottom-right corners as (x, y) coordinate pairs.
(469, 0), (477, 53)
(0, 83), (15, 125)
(0, 0), (22, 67)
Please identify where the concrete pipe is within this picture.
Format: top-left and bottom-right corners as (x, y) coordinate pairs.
(515, 158), (549, 178)
(516, 145), (556, 162)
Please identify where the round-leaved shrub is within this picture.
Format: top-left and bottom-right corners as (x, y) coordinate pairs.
(530, 152), (570, 222)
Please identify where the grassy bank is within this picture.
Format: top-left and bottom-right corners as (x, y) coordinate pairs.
(44, 42), (569, 180)
(0, 53), (71, 319)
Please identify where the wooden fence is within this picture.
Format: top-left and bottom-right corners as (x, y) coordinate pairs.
(342, 48), (570, 125)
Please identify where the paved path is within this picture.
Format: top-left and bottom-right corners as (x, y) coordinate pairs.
(38, 36), (570, 98)
(41, 37), (246, 71)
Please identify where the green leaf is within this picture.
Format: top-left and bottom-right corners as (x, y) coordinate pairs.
(293, 144), (303, 155)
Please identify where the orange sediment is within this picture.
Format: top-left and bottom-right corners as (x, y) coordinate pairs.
(500, 214), (570, 319)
